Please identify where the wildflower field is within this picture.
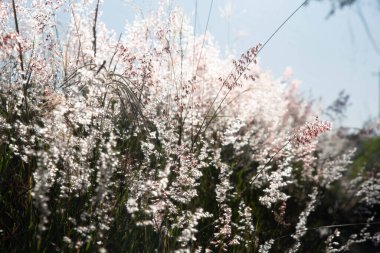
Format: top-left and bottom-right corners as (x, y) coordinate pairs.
(0, 1), (379, 252)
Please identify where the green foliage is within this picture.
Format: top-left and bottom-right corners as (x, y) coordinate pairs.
(351, 136), (380, 176)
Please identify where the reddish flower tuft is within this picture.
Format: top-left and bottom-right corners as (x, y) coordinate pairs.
(292, 117), (332, 145)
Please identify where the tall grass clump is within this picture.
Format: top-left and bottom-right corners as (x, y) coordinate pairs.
(0, 1), (379, 252)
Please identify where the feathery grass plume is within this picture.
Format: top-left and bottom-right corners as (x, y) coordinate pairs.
(292, 117), (332, 145)
(0, 1), (379, 252)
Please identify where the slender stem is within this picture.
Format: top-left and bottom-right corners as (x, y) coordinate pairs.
(273, 221), (380, 242)
(71, 7), (84, 65)
(108, 33), (123, 70)
(258, 0), (307, 56)
(93, 0), (100, 58)
(191, 0), (308, 151)
(12, 0), (29, 120)
(11, 0), (25, 76)
(194, 0), (214, 76)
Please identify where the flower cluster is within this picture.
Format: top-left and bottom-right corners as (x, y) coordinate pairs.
(292, 117), (332, 145)
(0, 1), (378, 253)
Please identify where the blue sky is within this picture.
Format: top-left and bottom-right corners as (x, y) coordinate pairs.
(102, 0), (380, 128)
